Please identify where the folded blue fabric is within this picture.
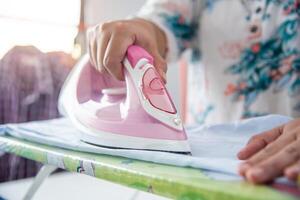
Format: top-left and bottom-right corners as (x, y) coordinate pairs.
(0, 115), (292, 181)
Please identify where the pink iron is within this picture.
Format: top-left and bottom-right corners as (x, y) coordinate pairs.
(59, 45), (191, 153)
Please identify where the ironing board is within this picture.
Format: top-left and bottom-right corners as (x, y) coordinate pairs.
(0, 135), (299, 200)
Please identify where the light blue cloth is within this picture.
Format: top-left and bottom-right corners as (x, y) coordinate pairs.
(0, 115), (292, 181)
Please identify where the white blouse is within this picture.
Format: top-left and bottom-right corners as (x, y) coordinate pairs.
(138, 0), (300, 124)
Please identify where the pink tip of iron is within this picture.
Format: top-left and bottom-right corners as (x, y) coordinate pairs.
(59, 45), (191, 154)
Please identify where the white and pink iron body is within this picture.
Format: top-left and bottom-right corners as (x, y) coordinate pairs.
(59, 45), (191, 153)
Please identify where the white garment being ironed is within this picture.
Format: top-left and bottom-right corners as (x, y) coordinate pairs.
(0, 115), (292, 182)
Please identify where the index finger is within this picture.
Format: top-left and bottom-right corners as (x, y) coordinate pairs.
(245, 139), (300, 183)
(103, 31), (134, 80)
(237, 125), (283, 160)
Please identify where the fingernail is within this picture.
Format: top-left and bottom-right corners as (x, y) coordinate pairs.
(238, 163), (251, 176)
(237, 150), (245, 159)
(285, 167), (300, 180)
(247, 168), (264, 183)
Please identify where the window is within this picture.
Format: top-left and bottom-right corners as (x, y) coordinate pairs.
(0, 0), (80, 58)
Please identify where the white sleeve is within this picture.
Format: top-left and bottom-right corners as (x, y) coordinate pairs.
(136, 0), (202, 61)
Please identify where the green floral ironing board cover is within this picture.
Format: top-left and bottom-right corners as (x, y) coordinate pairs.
(0, 135), (298, 200)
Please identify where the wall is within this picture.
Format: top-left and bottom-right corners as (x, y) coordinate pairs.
(85, 0), (146, 26)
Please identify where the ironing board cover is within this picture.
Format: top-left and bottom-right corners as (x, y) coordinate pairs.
(0, 135), (299, 200)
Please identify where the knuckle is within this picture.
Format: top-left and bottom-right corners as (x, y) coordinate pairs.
(98, 22), (110, 32)
(285, 145), (300, 160)
(113, 21), (129, 33)
(250, 135), (259, 141)
(285, 146), (297, 154)
(259, 159), (280, 172)
(253, 135), (263, 140)
(249, 135), (260, 143)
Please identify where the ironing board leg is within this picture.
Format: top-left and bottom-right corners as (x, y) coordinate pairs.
(23, 165), (57, 200)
